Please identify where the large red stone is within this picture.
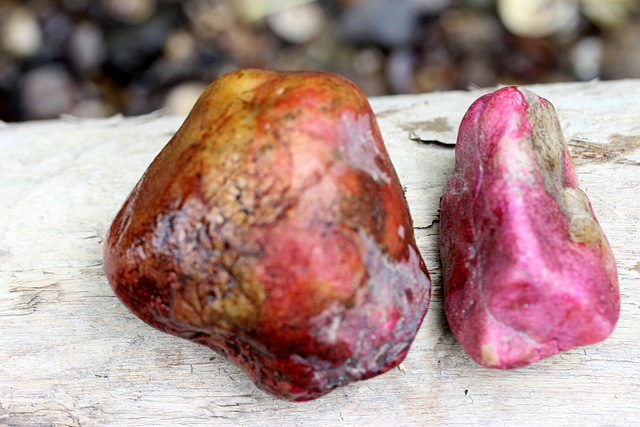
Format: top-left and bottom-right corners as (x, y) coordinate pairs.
(104, 69), (431, 400)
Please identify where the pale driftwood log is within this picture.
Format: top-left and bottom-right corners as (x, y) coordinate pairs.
(1, 80), (639, 426)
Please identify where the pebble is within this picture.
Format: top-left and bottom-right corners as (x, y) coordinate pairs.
(386, 48), (416, 94)
(235, 0), (320, 22)
(67, 21), (107, 73)
(20, 65), (78, 120)
(497, 0), (580, 38)
(101, 0), (157, 24)
(581, 0), (634, 28)
(353, 48), (384, 76)
(339, 0), (418, 47)
(267, 2), (326, 44)
(410, 0), (450, 14)
(163, 29), (197, 62)
(219, 26), (278, 68)
(570, 36), (602, 81)
(42, 10), (74, 55)
(1, 5), (43, 58)
(145, 56), (198, 88)
(183, 0), (235, 37)
(163, 82), (208, 115)
(70, 98), (117, 118)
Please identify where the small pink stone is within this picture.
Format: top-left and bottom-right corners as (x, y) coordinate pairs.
(440, 86), (620, 369)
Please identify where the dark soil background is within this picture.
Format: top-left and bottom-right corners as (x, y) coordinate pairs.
(1, 0), (639, 122)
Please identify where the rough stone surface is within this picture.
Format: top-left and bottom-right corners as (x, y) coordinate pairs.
(440, 86), (620, 368)
(103, 69), (431, 401)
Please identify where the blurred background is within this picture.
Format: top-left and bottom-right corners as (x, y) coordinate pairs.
(0, 0), (639, 122)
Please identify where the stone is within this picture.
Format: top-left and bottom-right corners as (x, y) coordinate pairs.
(104, 69), (431, 400)
(20, 65), (78, 120)
(1, 5), (42, 58)
(581, 0), (635, 28)
(570, 36), (602, 81)
(163, 29), (196, 62)
(339, 0), (418, 47)
(101, 0), (157, 24)
(440, 86), (620, 368)
(68, 21), (107, 73)
(162, 81), (208, 115)
(267, 2), (326, 44)
(497, 0), (580, 38)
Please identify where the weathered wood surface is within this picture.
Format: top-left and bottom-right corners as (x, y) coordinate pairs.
(1, 80), (639, 426)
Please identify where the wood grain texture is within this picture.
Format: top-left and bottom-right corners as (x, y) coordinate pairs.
(1, 80), (639, 426)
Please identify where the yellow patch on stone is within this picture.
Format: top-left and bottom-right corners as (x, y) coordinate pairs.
(481, 343), (500, 366)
